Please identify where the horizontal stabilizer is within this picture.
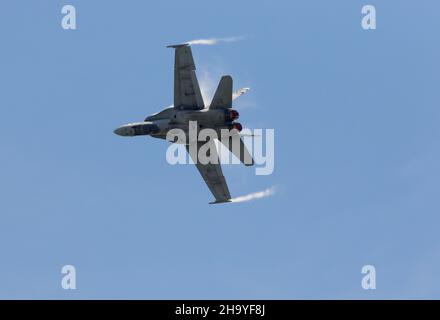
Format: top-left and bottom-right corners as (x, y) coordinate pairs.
(220, 134), (254, 166)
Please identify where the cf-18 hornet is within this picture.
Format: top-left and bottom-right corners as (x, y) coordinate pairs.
(114, 44), (253, 203)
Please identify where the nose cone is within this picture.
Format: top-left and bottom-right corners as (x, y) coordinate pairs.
(113, 126), (134, 136)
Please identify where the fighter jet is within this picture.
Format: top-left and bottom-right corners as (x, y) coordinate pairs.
(114, 44), (253, 204)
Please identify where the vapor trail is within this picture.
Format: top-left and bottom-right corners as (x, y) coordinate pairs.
(231, 186), (276, 203)
(187, 36), (244, 46)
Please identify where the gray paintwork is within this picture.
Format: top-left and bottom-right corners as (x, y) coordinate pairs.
(114, 44), (253, 204)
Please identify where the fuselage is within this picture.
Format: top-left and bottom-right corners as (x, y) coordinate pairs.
(113, 106), (241, 142)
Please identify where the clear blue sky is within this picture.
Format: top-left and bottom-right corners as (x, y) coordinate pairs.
(1, 0), (439, 299)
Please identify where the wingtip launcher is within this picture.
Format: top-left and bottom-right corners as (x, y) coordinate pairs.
(209, 199), (232, 205)
(166, 43), (190, 48)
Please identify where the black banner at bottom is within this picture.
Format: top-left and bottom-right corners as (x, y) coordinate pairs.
(0, 300), (433, 318)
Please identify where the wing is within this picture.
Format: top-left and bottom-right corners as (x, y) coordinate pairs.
(168, 44), (204, 110)
(186, 140), (231, 204)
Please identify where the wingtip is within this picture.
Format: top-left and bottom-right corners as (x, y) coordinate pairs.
(166, 43), (190, 48)
(209, 199), (232, 205)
